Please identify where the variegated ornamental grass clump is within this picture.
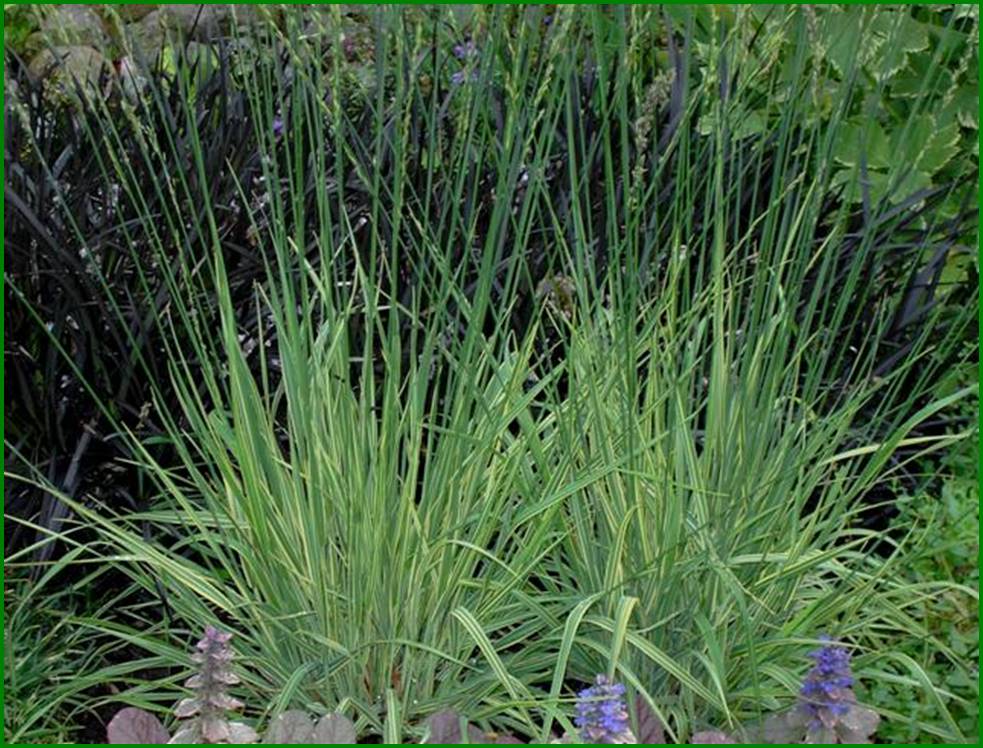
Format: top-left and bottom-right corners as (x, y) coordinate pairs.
(14, 4), (975, 744)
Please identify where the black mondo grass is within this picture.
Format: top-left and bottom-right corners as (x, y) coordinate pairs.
(3, 4), (978, 745)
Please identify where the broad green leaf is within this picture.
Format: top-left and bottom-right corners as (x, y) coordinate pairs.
(947, 85), (979, 130)
(926, 23), (970, 58)
(820, 11), (870, 76)
(939, 250), (975, 287)
(889, 52), (953, 98)
(888, 169), (933, 203)
(832, 120), (891, 169)
(870, 14), (931, 82)
(891, 113), (961, 175)
(916, 120), (961, 174)
(831, 167), (888, 205)
(889, 113), (932, 162)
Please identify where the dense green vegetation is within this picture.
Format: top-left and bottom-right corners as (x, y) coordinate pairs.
(861, 389), (979, 744)
(4, 5), (978, 744)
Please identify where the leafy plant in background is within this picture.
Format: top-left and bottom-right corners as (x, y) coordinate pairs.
(2, 4), (39, 56)
(682, 4), (979, 320)
(684, 5), (978, 213)
(3, 36), (296, 574)
(858, 415), (979, 744)
(3, 558), (138, 744)
(817, 5), (978, 217)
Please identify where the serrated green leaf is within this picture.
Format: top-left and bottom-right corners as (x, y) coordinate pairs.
(893, 113), (934, 156)
(869, 14), (930, 82)
(701, 108), (769, 139)
(833, 119), (891, 169)
(916, 120), (961, 174)
(869, 13), (929, 52)
(949, 85), (979, 130)
(927, 22), (971, 58)
(830, 167), (871, 205)
(890, 52), (953, 98)
(820, 11), (869, 77)
(736, 110), (766, 138)
(832, 165), (925, 207)
(888, 169), (933, 203)
(940, 251), (974, 287)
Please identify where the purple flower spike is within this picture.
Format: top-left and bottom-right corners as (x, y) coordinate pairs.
(272, 116), (284, 138)
(171, 627), (257, 744)
(797, 637), (860, 736)
(765, 635), (881, 743)
(574, 675), (635, 744)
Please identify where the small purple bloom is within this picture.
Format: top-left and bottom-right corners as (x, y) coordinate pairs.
(450, 69), (479, 86)
(342, 35), (358, 61)
(574, 675), (634, 744)
(272, 117), (284, 138)
(453, 38), (477, 60)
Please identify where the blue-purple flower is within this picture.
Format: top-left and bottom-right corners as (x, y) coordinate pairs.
(574, 675), (635, 744)
(450, 69), (479, 86)
(450, 37), (480, 86)
(272, 116), (284, 138)
(764, 635), (880, 743)
(799, 636), (854, 724)
(453, 38), (477, 60)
